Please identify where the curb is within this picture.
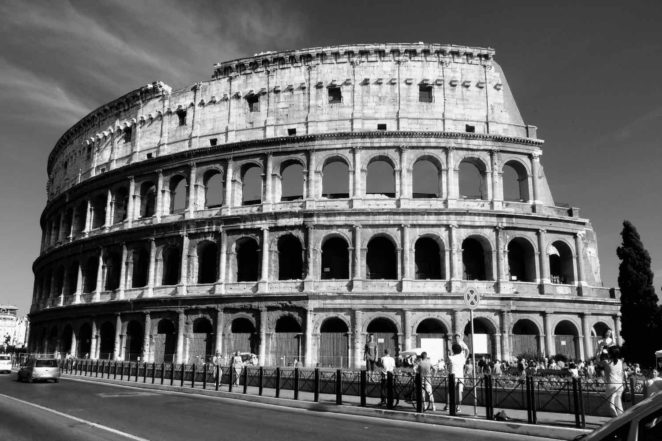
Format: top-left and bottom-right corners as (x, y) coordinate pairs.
(62, 374), (590, 440)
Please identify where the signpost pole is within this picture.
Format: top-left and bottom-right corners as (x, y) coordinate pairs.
(470, 308), (477, 417)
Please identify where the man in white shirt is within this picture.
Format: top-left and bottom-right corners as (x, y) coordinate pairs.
(379, 349), (396, 405)
(446, 343), (467, 413)
(453, 333), (470, 358)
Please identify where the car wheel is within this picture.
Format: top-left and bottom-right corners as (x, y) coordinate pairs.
(53, 378), (59, 383)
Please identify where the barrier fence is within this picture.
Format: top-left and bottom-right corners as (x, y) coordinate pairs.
(15, 356), (651, 429)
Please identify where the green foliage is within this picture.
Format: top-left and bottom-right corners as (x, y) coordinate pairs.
(617, 220), (661, 366)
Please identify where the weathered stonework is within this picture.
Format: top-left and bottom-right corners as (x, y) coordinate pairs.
(30, 43), (619, 367)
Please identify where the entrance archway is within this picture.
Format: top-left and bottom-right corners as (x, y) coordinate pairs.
(271, 316), (302, 367)
(366, 317), (399, 357)
(189, 318), (214, 364)
(415, 319), (447, 364)
(98, 321), (115, 360)
(124, 321), (143, 361)
(463, 318), (496, 359)
(77, 323), (92, 358)
(319, 318), (349, 368)
(229, 318), (257, 358)
(512, 319), (540, 358)
(154, 319), (176, 363)
(554, 320), (579, 360)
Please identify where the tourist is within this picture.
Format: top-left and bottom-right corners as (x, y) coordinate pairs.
(453, 333), (470, 358)
(645, 369), (662, 398)
(587, 359), (596, 377)
(446, 343), (467, 413)
(378, 349), (396, 406)
(415, 351), (436, 411)
(602, 346), (625, 417)
(232, 351), (243, 386)
(595, 329), (615, 358)
(364, 334), (378, 372)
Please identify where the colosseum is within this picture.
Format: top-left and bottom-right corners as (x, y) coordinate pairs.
(29, 43), (620, 368)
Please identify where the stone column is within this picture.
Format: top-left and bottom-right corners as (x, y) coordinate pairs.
(104, 189), (112, 229)
(538, 229), (550, 285)
(156, 170), (164, 221)
(531, 152), (541, 206)
(146, 238), (156, 297)
(614, 314), (622, 346)
(178, 234), (189, 295)
(306, 150), (316, 200)
(305, 225), (314, 282)
(352, 225), (362, 289)
(187, 163), (197, 218)
(446, 148), (457, 206)
(263, 154), (273, 209)
(403, 310), (412, 352)
(74, 263), (83, 304)
(127, 176), (135, 227)
(581, 313), (593, 360)
(69, 205), (78, 239)
(143, 312), (151, 362)
(224, 160), (233, 209)
(353, 310), (363, 369)
(401, 225), (411, 282)
(500, 310), (510, 361)
(176, 310), (186, 364)
(495, 226), (506, 289)
(453, 310), (463, 337)
(544, 312), (554, 357)
(491, 150), (502, 209)
(259, 309), (267, 366)
(113, 314), (122, 360)
(83, 199), (92, 235)
(304, 308), (313, 366)
(94, 248), (104, 302)
(259, 227), (269, 290)
(91, 319), (99, 360)
(398, 146), (409, 200)
(449, 224), (461, 286)
(352, 148), (362, 198)
(118, 243), (127, 300)
(575, 232), (586, 290)
(215, 307), (223, 355)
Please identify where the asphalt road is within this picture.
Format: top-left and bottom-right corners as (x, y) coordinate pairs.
(0, 372), (559, 441)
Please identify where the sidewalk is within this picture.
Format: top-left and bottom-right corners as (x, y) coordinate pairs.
(61, 372), (603, 440)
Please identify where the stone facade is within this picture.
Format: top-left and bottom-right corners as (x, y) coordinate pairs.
(29, 43), (619, 366)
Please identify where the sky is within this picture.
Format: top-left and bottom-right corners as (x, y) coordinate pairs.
(1, 0), (661, 315)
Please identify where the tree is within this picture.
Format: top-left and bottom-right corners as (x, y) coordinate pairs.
(617, 220), (660, 366)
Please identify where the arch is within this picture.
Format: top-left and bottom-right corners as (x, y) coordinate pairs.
(98, 321), (115, 360)
(91, 194), (107, 229)
(462, 236), (493, 280)
(203, 169), (224, 208)
(366, 158), (395, 197)
(113, 187), (129, 224)
(77, 323), (92, 358)
(463, 317), (497, 358)
(511, 319), (541, 358)
(73, 201), (87, 235)
(229, 317), (258, 357)
(321, 236), (349, 279)
(367, 236), (397, 280)
(416, 318), (448, 364)
(154, 319), (176, 363)
(104, 252), (121, 291)
(47, 326), (58, 354)
(124, 320), (144, 361)
(272, 315), (303, 366)
(319, 317), (350, 368)
(415, 237), (443, 279)
(169, 175), (188, 213)
(322, 157), (350, 199)
(549, 240), (575, 284)
(64, 261), (79, 295)
(554, 319), (579, 360)
(236, 237), (259, 282)
(197, 241), (218, 283)
(366, 317), (399, 356)
(412, 157), (442, 198)
(190, 317), (214, 363)
(61, 324), (73, 355)
(61, 208), (73, 239)
(593, 321), (611, 338)
(161, 245), (181, 286)
(140, 181), (157, 218)
(277, 234), (303, 280)
(131, 247), (149, 288)
(502, 160), (530, 202)
(280, 162), (304, 201)
(507, 237), (536, 282)
(459, 157), (488, 200)
(241, 164), (262, 205)
(82, 256), (98, 293)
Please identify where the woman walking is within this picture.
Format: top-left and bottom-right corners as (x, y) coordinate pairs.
(602, 346), (625, 417)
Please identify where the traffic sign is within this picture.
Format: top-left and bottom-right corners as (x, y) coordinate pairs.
(463, 287), (480, 309)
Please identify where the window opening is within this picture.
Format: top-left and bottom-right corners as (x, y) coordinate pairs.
(377, 124), (387, 131)
(246, 94), (260, 112)
(419, 85), (433, 103)
(287, 128), (297, 136)
(328, 86), (342, 104)
(465, 124), (475, 133)
(176, 109), (187, 126)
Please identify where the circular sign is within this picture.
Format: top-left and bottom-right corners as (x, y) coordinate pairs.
(464, 287), (480, 309)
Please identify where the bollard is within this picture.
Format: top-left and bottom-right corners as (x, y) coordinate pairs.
(215, 365), (220, 391)
(294, 368), (299, 400)
(243, 367), (248, 394)
(335, 369), (343, 405)
(572, 378), (583, 428)
(314, 368), (321, 403)
(151, 363), (156, 384)
(359, 370), (366, 407)
(95, 360), (99, 377)
(387, 371), (395, 409)
(121, 361), (125, 381)
(135, 362), (139, 382)
(448, 373), (456, 416)
(143, 363), (147, 383)
(170, 363), (175, 385)
(202, 364), (207, 389)
(485, 375), (494, 420)
(415, 372), (423, 413)
(258, 366), (264, 396)
(180, 363), (185, 387)
(191, 363), (196, 388)
(275, 367), (281, 398)
(525, 376), (537, 424)
(578, 378), (586, 428)
(229, 366), (234, 393)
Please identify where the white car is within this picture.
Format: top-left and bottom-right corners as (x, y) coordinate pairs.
(0, 354), (11, 373)
(575, 392), (662, 440)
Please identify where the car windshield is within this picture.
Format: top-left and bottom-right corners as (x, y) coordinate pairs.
(35, 359), (58, 367)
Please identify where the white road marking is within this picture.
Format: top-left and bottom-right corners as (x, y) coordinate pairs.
(98, 392), (159, 398)
(0, 393), (151, 441)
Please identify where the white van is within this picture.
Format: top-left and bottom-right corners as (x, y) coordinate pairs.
(0, 354), (12, 373)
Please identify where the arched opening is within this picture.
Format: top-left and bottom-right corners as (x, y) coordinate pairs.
(113, 187), (129, 224)
(319, 318), (349, 368)
(507, 238), (536, 282)
(169, 175), (187, 213)
(503, 161), (529, 202)
(366, 318), (399, 357)
(554, 320), (579, 360)
(416, 319), (447, 364)
(161, 246), (181, 286)
(280, 162), (304, 201)
(197, 241), (218, 284)
(77, 323), (92, 358)
(73, 201), (87, 236)
(463, 318), (497, 359)
(91, 194), (106, 229)
(277, 235), (303, 280)
(140, 182), (156, 218)
(412, 159), (441, 198)
(272, 316), (303, 366)
(236, 238), (259, 282)
(366, 159), (395, 197)
(415, 237), (443, 279)
(203, 170), (224, 208)
(322, 159), (349, 199)
(124, 321), (144, 361)
(229, 318), (257, 358)
(47, 326), (58, 354)
(321, 237), (349, 279)
(53, 266), (65, 297)
(98, 321), (115, 360)
(154, 319), (176, 363)
(459, 158), (487, 200)
(241, 165), (262, 205)
(104, 252), (121, 291)
(61, 325), (73, 355)
(367, 236), (397, 279)
(462, 237), (492, 280)
(65, 261), (79, 296)
(190, 318), (214, 364)
(131, 247), (149, 288)
(62, 209), (73, 239)
(549, 241), (575, 284)
(512, 319), (541, 358)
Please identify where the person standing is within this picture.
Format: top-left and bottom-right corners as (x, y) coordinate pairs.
(378, 349), (396, 406)
(446, 343), (467, 413)
(602, 346), (625, 417)
(212, 351), (222, 380)
(453, 333), (470, 358)
(231, 351), (243, 387)
(364, 334), (378, 372)
(415, 352), (436, 411)
(595, 329), (615, 358)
